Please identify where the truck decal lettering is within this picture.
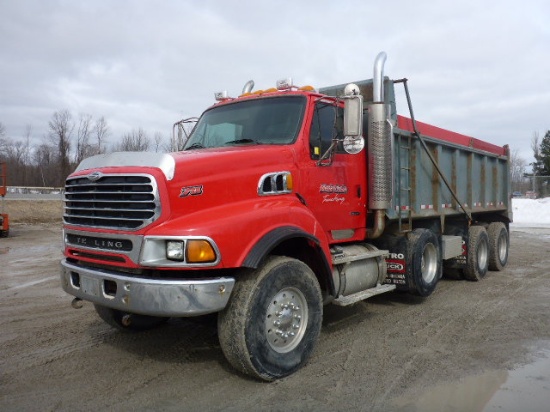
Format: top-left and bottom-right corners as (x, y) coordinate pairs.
(322, 194), (346, 204)
(66, 234), (132, 251)
(320, 184), (348, 194)
(389, 252), (405, 259)
(180, 185), (204, 197)
(387, 259), (406, 274)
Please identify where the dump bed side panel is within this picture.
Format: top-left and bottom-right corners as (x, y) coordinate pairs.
(388, 117), (511, 223)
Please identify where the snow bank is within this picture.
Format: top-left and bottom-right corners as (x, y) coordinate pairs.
(511, 198), (550, 226)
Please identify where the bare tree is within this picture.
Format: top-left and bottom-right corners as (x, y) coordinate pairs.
(48, 110), (74, 185)
(75, 113), (93, 164)
(114, 128), (151, 152)
(20, 125), (34, 185)
(93, 116), (109, 155)
(153, 132), (164, 153)
(0, 122), (7, 160)
(33, 142), (56, 187)
(510, 148), (527, 193)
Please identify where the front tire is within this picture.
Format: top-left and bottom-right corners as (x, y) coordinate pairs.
(463, 226), (489, 281)
(488, 222), (509, 271)
(217, 256), (323, 381)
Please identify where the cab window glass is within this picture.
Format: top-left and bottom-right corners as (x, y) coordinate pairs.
(309, 102), (344, 159)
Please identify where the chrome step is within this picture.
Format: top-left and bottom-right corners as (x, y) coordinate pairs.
(332, 284), (396, 306)
(332, 249), (388, 265)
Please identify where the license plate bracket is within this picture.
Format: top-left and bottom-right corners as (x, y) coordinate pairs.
(81, 275), (100, 297)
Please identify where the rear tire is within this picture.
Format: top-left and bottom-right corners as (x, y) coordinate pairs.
(93, 304), (169, 332)
(217, 256), (322, 381)
(406, 229), (441, 297)
(488, 222), (509, 271)
(463, 226), (489, 281)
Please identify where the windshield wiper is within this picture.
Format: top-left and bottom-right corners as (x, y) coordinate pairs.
(224, 139), (257, 145)
(185, 142), (205, 150)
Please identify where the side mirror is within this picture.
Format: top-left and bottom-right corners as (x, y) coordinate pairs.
(343, 95), (363, 138)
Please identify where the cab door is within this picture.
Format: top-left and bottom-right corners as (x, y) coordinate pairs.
(299, 100), (367, 243)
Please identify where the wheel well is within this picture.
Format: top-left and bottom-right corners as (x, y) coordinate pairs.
(270, 237), (333, 296)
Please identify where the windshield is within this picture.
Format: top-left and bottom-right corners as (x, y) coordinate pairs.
(184, 96), (306, 150)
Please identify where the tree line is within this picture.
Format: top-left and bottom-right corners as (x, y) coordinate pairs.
(1, 111), (549, 195)
(528, 130), (550, 196)
(0, 110), (171, 188)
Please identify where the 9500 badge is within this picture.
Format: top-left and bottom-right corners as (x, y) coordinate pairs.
(179, 185), (203, 197)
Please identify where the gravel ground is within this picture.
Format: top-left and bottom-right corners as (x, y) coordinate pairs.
(1, 223), (549, 411)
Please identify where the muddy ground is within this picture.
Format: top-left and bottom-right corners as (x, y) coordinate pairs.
(1, 222), (549, 412)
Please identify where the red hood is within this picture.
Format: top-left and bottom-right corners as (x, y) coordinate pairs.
(166, 145), (297, 219)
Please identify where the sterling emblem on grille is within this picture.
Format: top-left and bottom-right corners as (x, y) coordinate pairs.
(87, 171), (103, 181)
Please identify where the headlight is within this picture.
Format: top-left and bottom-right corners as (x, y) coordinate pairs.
(141, 236), (220, 267)
(166, 240), (185, 261)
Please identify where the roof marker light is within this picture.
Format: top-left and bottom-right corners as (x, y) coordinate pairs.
(276, 78), (293, 91)
(215, 91), (229, 101)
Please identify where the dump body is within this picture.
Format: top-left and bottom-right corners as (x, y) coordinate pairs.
(389, 115), (510, 224)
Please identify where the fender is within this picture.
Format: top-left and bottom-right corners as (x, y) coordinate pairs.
(242, 226), (321, 268)
(242, 225), (335, 297)
(144, 195), (333, 269)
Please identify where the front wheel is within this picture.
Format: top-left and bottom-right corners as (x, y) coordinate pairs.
(217, 256), (323, 381)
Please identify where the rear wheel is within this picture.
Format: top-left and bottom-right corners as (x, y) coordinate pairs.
(488, 222), (509, 271)
(217, 256), (322, 381)
(93, 304), (169, 332)
(463, 226), (489, 281)
(407, 229), (441, 297)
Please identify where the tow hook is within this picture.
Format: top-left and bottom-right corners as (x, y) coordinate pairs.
(121, 314), (132, 326)
(71, 297), (84, 309)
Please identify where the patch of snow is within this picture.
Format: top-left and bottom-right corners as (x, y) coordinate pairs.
(511, 198), (550, 227)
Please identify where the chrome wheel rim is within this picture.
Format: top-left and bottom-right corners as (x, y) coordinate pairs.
(498, 233), (508, 262)
(421, 243), (438, 284)
(265, 287), (308, 353)
(478, 238), (489, 269)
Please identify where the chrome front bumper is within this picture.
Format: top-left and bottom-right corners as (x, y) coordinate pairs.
(60, 259), (235, 317)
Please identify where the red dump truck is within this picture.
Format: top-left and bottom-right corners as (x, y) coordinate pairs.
(60, 52), (511, 381)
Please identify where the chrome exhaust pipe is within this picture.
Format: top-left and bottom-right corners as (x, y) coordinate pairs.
(242, 80), (255, 94)
(368, 52), (391, 238)
(373, 52), (387, 103)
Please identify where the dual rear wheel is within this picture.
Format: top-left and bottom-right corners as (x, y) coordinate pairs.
(459, 222), (509, 281)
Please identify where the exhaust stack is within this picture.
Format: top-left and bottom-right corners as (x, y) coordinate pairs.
(242, 80), (255, 94)
(373, 52), (387, 103)
(367, 52), (392, 238)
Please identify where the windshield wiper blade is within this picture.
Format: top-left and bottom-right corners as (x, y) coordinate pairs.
(185, 142), (205, 150)
(224, 139), (257, 145)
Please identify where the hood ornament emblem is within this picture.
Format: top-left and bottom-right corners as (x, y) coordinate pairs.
(87, 171), (103, 182)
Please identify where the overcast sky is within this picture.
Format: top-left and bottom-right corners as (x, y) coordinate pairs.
(1, 0), (549, 162)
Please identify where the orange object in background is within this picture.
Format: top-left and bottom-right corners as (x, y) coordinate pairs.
(0, 162), (8, 237)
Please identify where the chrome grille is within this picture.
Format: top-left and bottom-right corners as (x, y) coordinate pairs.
(64, 174), (160, 230)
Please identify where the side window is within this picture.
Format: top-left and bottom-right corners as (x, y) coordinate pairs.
(309, 103), (344, 159)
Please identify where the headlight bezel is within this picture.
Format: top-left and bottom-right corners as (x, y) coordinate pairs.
(140, 236), (221, 267)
